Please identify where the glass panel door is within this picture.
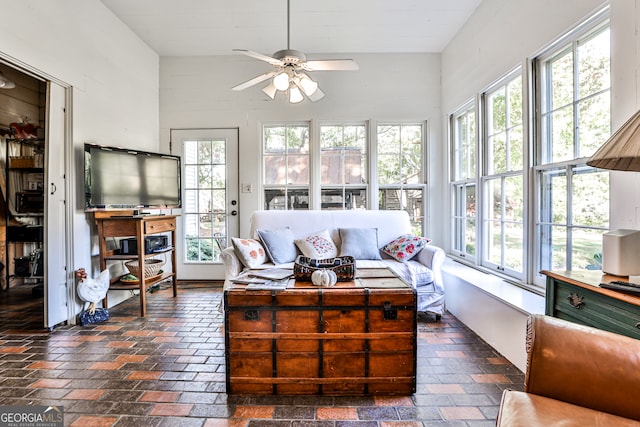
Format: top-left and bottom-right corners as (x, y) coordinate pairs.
(170, 129), (239, 280)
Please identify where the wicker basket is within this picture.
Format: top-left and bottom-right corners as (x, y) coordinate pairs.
(125, 259), (164, 279)
(294, 255), (356, 282)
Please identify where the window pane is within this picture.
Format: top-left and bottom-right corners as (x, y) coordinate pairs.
(320, 124), (366, 187)
(508, 78), (523, 128)
(572, 228), (604, 270)
(504, 175), (523, 222)
(264, 154), (286, 185)
(488, 134), (506, 174)
(578, 92), (610, 158)
(377, 154), (400, 184)
(504, 222), (524, 272)
(287, 155), (309, 185)
(542, 225), (567, 271)
(197, 140), (212, 163)
(488, 88), (506, 135)
(264, 188), (309, 210)
(454, 110), (476, 180)
(550, 50), (573, 109)
(572, 169), (609, 228)
(265, 126), (286, 151)
(578, 28), (611, 98)
(548, 106), (574, 163)
(263, 124), (310, 208)
(402, 143), (422, 183)
(466, 184), (476, 217)
(509, 125), (523, 171)
(466, 219), (476, 256)
(486, 178), (501, 220)
(540, 169), (567, 225)
(379, 188), (424, 235)
(486, 220), (502, 265)
(264, 188), (286, 210)
(322, 188), (366, 210)
(377, 124), (423, 185)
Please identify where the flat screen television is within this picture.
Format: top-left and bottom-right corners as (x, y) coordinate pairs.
(84, 143), (181, 209)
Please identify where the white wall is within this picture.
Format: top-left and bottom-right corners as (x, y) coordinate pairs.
(159, 53), (444, 242)
(0, 0), (159, 313)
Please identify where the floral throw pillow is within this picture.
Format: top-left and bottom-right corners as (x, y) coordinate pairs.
(294, 229), (338, 259)
(382, 234), (431, 262)
(232, 237), (267, 268)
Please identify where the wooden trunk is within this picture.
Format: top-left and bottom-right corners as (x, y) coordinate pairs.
(224, 275), (416, 395)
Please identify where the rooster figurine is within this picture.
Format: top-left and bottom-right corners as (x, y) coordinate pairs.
(75, 268), (110, 311)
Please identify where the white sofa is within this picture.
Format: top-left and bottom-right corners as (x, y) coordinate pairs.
(221, 210), (446, 319)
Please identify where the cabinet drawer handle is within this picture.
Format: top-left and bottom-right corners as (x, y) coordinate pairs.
(567, 293), (585, 309)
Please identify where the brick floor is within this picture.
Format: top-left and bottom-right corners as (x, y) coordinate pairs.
(0, 282), (524, 426)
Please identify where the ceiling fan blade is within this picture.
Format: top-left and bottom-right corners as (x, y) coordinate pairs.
(232, 71), (276, 91)
(233, 49), (283, 66)
(304, 59), (359, 71)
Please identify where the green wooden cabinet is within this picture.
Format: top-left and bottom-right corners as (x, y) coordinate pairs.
(543, 270), (640, 339)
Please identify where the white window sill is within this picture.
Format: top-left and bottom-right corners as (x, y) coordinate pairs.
(442, 258), (546, 315)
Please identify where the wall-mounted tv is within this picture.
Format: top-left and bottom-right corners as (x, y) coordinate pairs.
(84, 143), (181, 209)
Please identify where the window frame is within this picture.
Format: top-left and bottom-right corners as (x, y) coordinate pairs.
(260, 120), (429, 236)
(447, 10), (610, 289)
(450, 101), (478, 262)
(262, 122), (311, 210)
(480, 69), (526, 281)
(532, 18), (611, 286)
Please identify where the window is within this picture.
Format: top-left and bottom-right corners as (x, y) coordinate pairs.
(377, 123), (426, 235)
(263, 124), (310, 210)
(482, 73), (525, 278)
(451, 105), (477, 260)
(536, 23), (610, 278)
(261, 121), (428, 233)
(319, 124), (367, 210)
(448, 14), (610, 287)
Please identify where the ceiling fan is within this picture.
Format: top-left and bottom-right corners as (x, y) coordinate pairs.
(232, 0), (359, 103)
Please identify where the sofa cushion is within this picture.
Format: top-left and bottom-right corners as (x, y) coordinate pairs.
(294, 229), (338, 259)
(497, 390), (640, 427)
(382, 234), (431, 262)
(338, 228), (382, 260)
(257, 227), (298, 264)
(389, 260), (434, 286)
(231, 238), (267, 268)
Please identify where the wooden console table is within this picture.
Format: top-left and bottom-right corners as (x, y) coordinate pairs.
(224, 269), (417, 395)
(542, 270), (640, 339)
(95, 213), (178, 317)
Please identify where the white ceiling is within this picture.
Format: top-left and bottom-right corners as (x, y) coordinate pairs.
(100, 0), (482, 57)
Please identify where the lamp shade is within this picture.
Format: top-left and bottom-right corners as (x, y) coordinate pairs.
(262, 82), (277, 100)
(289, 85), (303, 103)
(587, 109), (640, 171)
(273, 72), (289, 91)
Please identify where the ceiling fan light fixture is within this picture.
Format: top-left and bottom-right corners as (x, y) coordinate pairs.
(262, 82), (277, 99)
(273, 72), (290, 91)
(289, 85), (304, 103)
(0, 71), (15, 89)
(298, 75), (318, 96)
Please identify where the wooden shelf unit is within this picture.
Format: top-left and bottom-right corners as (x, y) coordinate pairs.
(94, 213), (179, 317)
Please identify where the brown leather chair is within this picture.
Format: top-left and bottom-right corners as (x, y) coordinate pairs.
(496, 314), (640, 426)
